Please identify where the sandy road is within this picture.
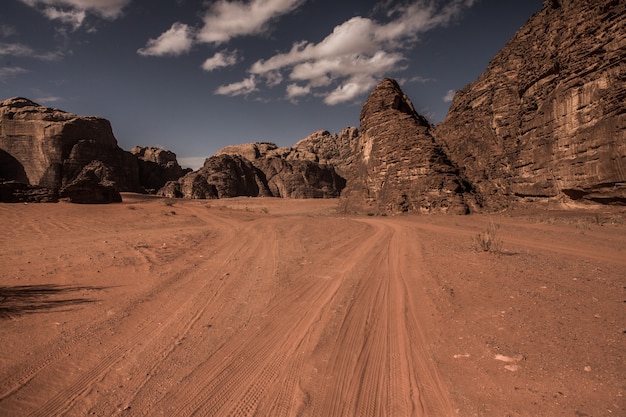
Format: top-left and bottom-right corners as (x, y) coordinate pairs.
(0, 197), (456, 417)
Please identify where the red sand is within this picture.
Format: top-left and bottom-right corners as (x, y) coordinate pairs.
(1, 195), (624, 416)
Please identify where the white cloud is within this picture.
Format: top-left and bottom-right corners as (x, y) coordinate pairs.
(34, 96), (63, 103)
(443, 89), (455, 103)
(43, 6), (86, 29)
(0, 66), (29, 81)
(215, 75), (257, 96)
(285, 83), (310, 101)
(19, 0), (130, 20)
(324, 75), (377, 105)
(202, 50), (239, 71)
(197, 0), (306, 44)
(0, 42), (62, 60)
(138, 23), (195, 57)
(243, 0), (473, 105)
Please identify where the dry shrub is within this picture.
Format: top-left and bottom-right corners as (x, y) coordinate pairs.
(475, 221), (503, 253)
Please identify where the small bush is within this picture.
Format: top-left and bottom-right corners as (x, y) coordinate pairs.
(475, 221), (502, 253)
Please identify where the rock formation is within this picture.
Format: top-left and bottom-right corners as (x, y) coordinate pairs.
(162, 142), (346, 199)
(332, 78), (477, 214)
(0, 97), (138, 202)
(159, 153), (271, 199)
(131, 146), (190, 193)
(435, 0), (626, 208)
(59, 160), (122, 203)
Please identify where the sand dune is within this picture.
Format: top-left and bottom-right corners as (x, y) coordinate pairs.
(1, 196), (624, 416)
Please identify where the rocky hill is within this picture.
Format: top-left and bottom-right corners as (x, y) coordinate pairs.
(435, 0), (626, 208)
(160, 142), (346, 199)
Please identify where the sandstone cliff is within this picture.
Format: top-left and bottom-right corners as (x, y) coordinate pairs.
(0, 97), (138, 202)
(435, 0), (626, 208)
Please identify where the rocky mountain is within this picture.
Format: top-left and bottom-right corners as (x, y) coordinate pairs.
(435, 0), (626, 208)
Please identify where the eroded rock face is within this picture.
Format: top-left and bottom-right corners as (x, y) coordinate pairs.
(0, 97), (139, 202)
(59, 160), (122, 204)
(165, 141), (347, 199)
(435, 0), (626, 207)
(159, 154), (271, 199)
(341, 78), (477, 214)
(131, 146), (190, 193)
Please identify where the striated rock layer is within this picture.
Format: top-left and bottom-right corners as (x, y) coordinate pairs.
(0, 97), (138, 202)
(334, 78), (477, 214)
(435, 0), (626, 208)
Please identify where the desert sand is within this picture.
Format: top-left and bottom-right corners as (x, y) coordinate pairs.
(0, 195), (624, 416)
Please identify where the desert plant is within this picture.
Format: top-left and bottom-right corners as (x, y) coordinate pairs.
(474, 221), (503, 253)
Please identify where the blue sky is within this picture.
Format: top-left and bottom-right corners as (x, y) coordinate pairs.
(1, 0), (543, 169)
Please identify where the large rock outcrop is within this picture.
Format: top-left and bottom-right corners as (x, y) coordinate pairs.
(435, 0), (626, 208)
(159, 153), (271, 199)
(338, 78), (477, 214)
(0, 97), (139, 202)
(131, 146), (190, 193)
(163, 142), (346, 199)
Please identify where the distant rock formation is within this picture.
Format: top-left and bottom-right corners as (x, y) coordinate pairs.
(435, 0), (626, 208)
(159, 153), (271, 199)
(162, 142), (346, 199)
(0, 97), (138, 202)
(131, 146), (190, 193)
(296, 79), (476, 214)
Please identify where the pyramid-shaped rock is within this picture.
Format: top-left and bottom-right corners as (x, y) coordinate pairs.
(342, 78), (477, 213)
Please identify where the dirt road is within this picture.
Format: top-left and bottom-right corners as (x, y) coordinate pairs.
(1, 196), (624, 416)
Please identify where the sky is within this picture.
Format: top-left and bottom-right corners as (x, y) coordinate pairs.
(1, 0), (544, 169)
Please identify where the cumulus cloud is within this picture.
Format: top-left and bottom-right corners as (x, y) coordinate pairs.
(215, 75), (257, 96)
(197, 0), (306, 44)
(244, 0), (474, 105)
(19, 0), (130, 20)
(138, 23), (195, 57)
(443, 89), (455, 102)
(202, 50), (240, 71)
(285, 83), (310, 102)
